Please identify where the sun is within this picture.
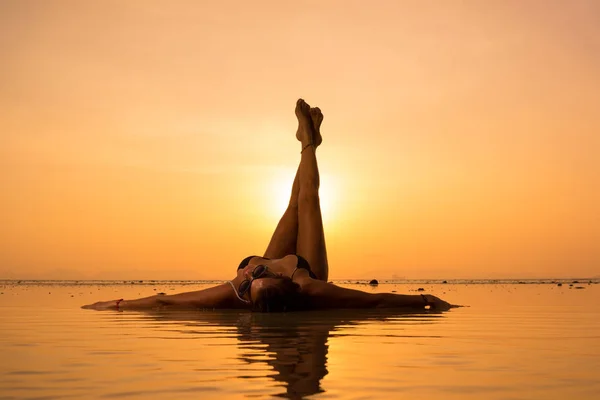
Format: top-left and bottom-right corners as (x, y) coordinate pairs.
(267, 168), (338, 225)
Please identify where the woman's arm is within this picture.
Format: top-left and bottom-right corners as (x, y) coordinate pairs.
(303, 280), (454, 311)
(82, 283), (247, 311)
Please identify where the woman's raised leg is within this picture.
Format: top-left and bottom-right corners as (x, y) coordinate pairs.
(263, 106), (323, 259)
(295, 99), (328, 281)
(263, 173), (300, 259)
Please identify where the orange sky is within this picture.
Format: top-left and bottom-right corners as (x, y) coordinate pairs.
(1, 1), (599, 280)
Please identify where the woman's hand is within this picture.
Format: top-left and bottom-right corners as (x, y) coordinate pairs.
(422, 294), (458, 311)
(81, 299), (123, 311)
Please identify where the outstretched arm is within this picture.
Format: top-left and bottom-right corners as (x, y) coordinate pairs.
(303, 280), (455, 311)
(82, 283), (247, 311)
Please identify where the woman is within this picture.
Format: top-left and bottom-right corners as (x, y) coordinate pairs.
(83, 99), (456, 312)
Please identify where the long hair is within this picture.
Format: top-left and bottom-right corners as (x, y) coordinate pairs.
(252, 276), (308, 313)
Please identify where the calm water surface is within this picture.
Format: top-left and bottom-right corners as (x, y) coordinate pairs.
(1, 281), (599, 399)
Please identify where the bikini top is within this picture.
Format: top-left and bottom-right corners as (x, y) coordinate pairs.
(230, 254), (316, 304)
(237, 254), (317, 279)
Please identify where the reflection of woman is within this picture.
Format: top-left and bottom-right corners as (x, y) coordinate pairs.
(83, 99), (455, 312)
(147, 309), (422, 398)
(234, 313), (331, 398)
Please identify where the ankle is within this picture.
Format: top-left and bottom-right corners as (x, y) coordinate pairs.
(301, 142), (314, 153)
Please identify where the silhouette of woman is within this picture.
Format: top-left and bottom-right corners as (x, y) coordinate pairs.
(83, 99), (455, 312)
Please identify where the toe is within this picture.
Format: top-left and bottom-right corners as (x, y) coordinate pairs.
(296, 98), (313, 119)
(301, 101), (311, 115)
(315, 109), (324, 124)
(295, 99), (303, 116)
(309, 108), (321, 126)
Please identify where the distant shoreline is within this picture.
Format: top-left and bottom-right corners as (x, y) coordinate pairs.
(1, 278), (598, 286)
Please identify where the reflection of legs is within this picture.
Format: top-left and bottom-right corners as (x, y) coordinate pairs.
(264, 105), (323, 260)
(237, 314), (333, 399)
(295, 100), (328, 281)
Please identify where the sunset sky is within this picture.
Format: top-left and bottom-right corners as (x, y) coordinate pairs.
(1, 1), (599, 280)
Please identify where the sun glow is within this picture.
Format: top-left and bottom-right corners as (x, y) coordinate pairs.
(267, 168), (339, 225)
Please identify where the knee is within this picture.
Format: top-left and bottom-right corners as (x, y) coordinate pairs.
(299, 176), (319, 193)
(298, 189), (320, 206)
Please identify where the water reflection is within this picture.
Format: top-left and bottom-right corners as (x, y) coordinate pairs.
(144, 309), (444, 398)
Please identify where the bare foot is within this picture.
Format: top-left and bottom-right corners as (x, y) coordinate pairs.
(295, 98), (314, 148)
(310, 107), (323, 148)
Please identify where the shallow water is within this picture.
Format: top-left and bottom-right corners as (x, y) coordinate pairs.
(1, 280), (599, 399)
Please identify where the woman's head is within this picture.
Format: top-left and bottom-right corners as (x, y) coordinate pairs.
(237, 261), (308, 312)
(250, 275), (306, 312)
